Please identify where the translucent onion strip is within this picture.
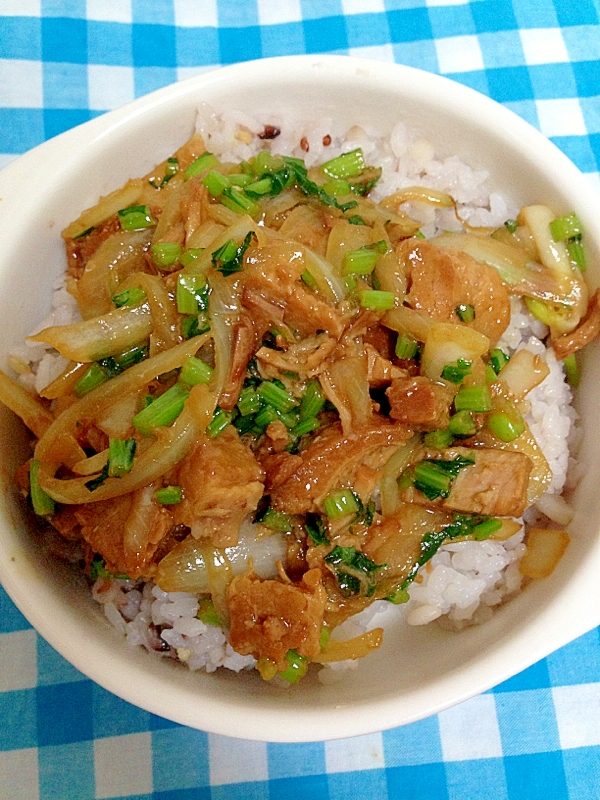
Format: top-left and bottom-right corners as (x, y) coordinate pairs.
(62, 179), (145, 240)
(28, 302), (153, 362)
(35, 333), (210, 466)
(313, 628), (383, 663)
(0, 369), (54, 438)
(119, 272), (180, 354)
(37, 383), (215, 504)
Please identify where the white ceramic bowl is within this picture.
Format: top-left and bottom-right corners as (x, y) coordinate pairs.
(0, 55), (599, 742)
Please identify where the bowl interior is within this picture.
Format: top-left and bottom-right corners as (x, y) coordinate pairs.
(0, 56), (599, 741)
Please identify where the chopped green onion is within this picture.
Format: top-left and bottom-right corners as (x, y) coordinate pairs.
(485, 363), (498, 384)
(245, 177), (273, 196)
(181, 313), (210, 339)
(347, 215), (366, 226)
(423, 429), (454, 449)
(454, 385), (492, 413)
(567, 236), (586, 271)
(177, 274), (209, 315)
(237, 385), (262, 416)
(323, 178), (352, 196)
(207, 407), (232, 438)
(455, 303), (475, 323)
(472, 518), (502, 540)
(323, 489), (359, 519)
(180, 356), (213, 386)
(504, 219), (518, 234)
(490, 348), (510, 374)
(324, 545), (383, 597)
(386, 586), (410, 604)
(414, 230), (426, 239)
(253, 405), (298, 431)
(108, 438), (136, 478)
(85, 462), (109, 492)
(89, 553), (129, 581)
(100, 345), (148, 377)
(179, 248), (204, 268)
(414, 461), (453, 499)
(319, 626), (331, 649)
(398, 467), (415, 491)
(301, 269), (318, 291)
(150, 157), (179, 188)
(292, 417), (320, 437)
(448, 410), (477, 437)
(257, 381), (297, 413)
(211, 231), (254, 276)
(344, 275), (357, 292)
(299, 379), (325, 420)
(220, 187), (259, 217)
(305, 514), (329, 546)
(228, 173), (253, 187)
(152, 242), (181, 269)
(487, 411), (525, 442)
(197, 598), (221, 626)
(550, 212), (582, 242)
(154, 485), (183, 504)
(74, 362), (109, 396)
(357, 290), (395, 310)
(132, 383), (189, 436)
(259, 508), (294, 533)
(30, 459), (55, 516)
(73, 226), (94, 240)
(112, 287), (146, 308)
(321, 148), (366, 179)
(279, 649), (309, 684)
(202, 169), (230, 197)
(563, 353), (580, 388)
(441, 358), (472, 384)
(395, 333), (419, 360)
(118, 204), (155, 231)
(342, 247), (378, 276)
(184, 151), (219, 179)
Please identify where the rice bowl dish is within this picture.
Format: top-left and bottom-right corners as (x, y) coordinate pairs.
(0, 56), (599, 740)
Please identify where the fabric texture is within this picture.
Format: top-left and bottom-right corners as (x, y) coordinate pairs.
(1, 1), (600, 797)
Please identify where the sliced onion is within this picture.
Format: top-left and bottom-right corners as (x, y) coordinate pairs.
(303, 247), (347, 303)
(496, 348), (550, 400)
(119, 272), (180, 354)
(74, 229), (151, 320)
(313, 628), (383, 663)
(61, 178), (145, 240)
(383, 305), (435, 342)
(421, 322), (489, 382)
(28, 302), (152, 362)
(35, 333), (210, 466)
(37, 383), (215, 504)
(0, 368), (54, 438)
(320, 352), (372, 434)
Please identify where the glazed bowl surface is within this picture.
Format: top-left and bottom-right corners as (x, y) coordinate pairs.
(0, 55), (599, 742)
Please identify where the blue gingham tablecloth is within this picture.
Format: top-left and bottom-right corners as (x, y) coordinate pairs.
(1, 2), (600, 798)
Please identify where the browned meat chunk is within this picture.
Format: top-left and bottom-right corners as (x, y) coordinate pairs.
(553, 288), (600, 360)
(400, 239), (511, 345)
(402, 447), (532, 517)
(365, 345), (405, 387)
(386, 376), (453, 430)
(71, 489), (173, 578)
(243, 241), (348, 338)
(218, 313), (257, 410)
(227, 568), (326, 670)
(268, 417), (412, 515)
(172, 426), (264, 547)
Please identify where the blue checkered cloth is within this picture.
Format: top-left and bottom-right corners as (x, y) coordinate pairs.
(1, 2), (600, 798)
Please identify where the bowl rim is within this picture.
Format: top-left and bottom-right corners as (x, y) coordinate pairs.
(1, 53), (599, 742)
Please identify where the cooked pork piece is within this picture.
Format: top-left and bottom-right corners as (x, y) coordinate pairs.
(399, 238), (511, 345)
(401, 447), (532, 517)
(227, 568), (326, 670)
(386, 376), (453, 430)
(267, 417), (412, 515)
(172, 426), (264, 547)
